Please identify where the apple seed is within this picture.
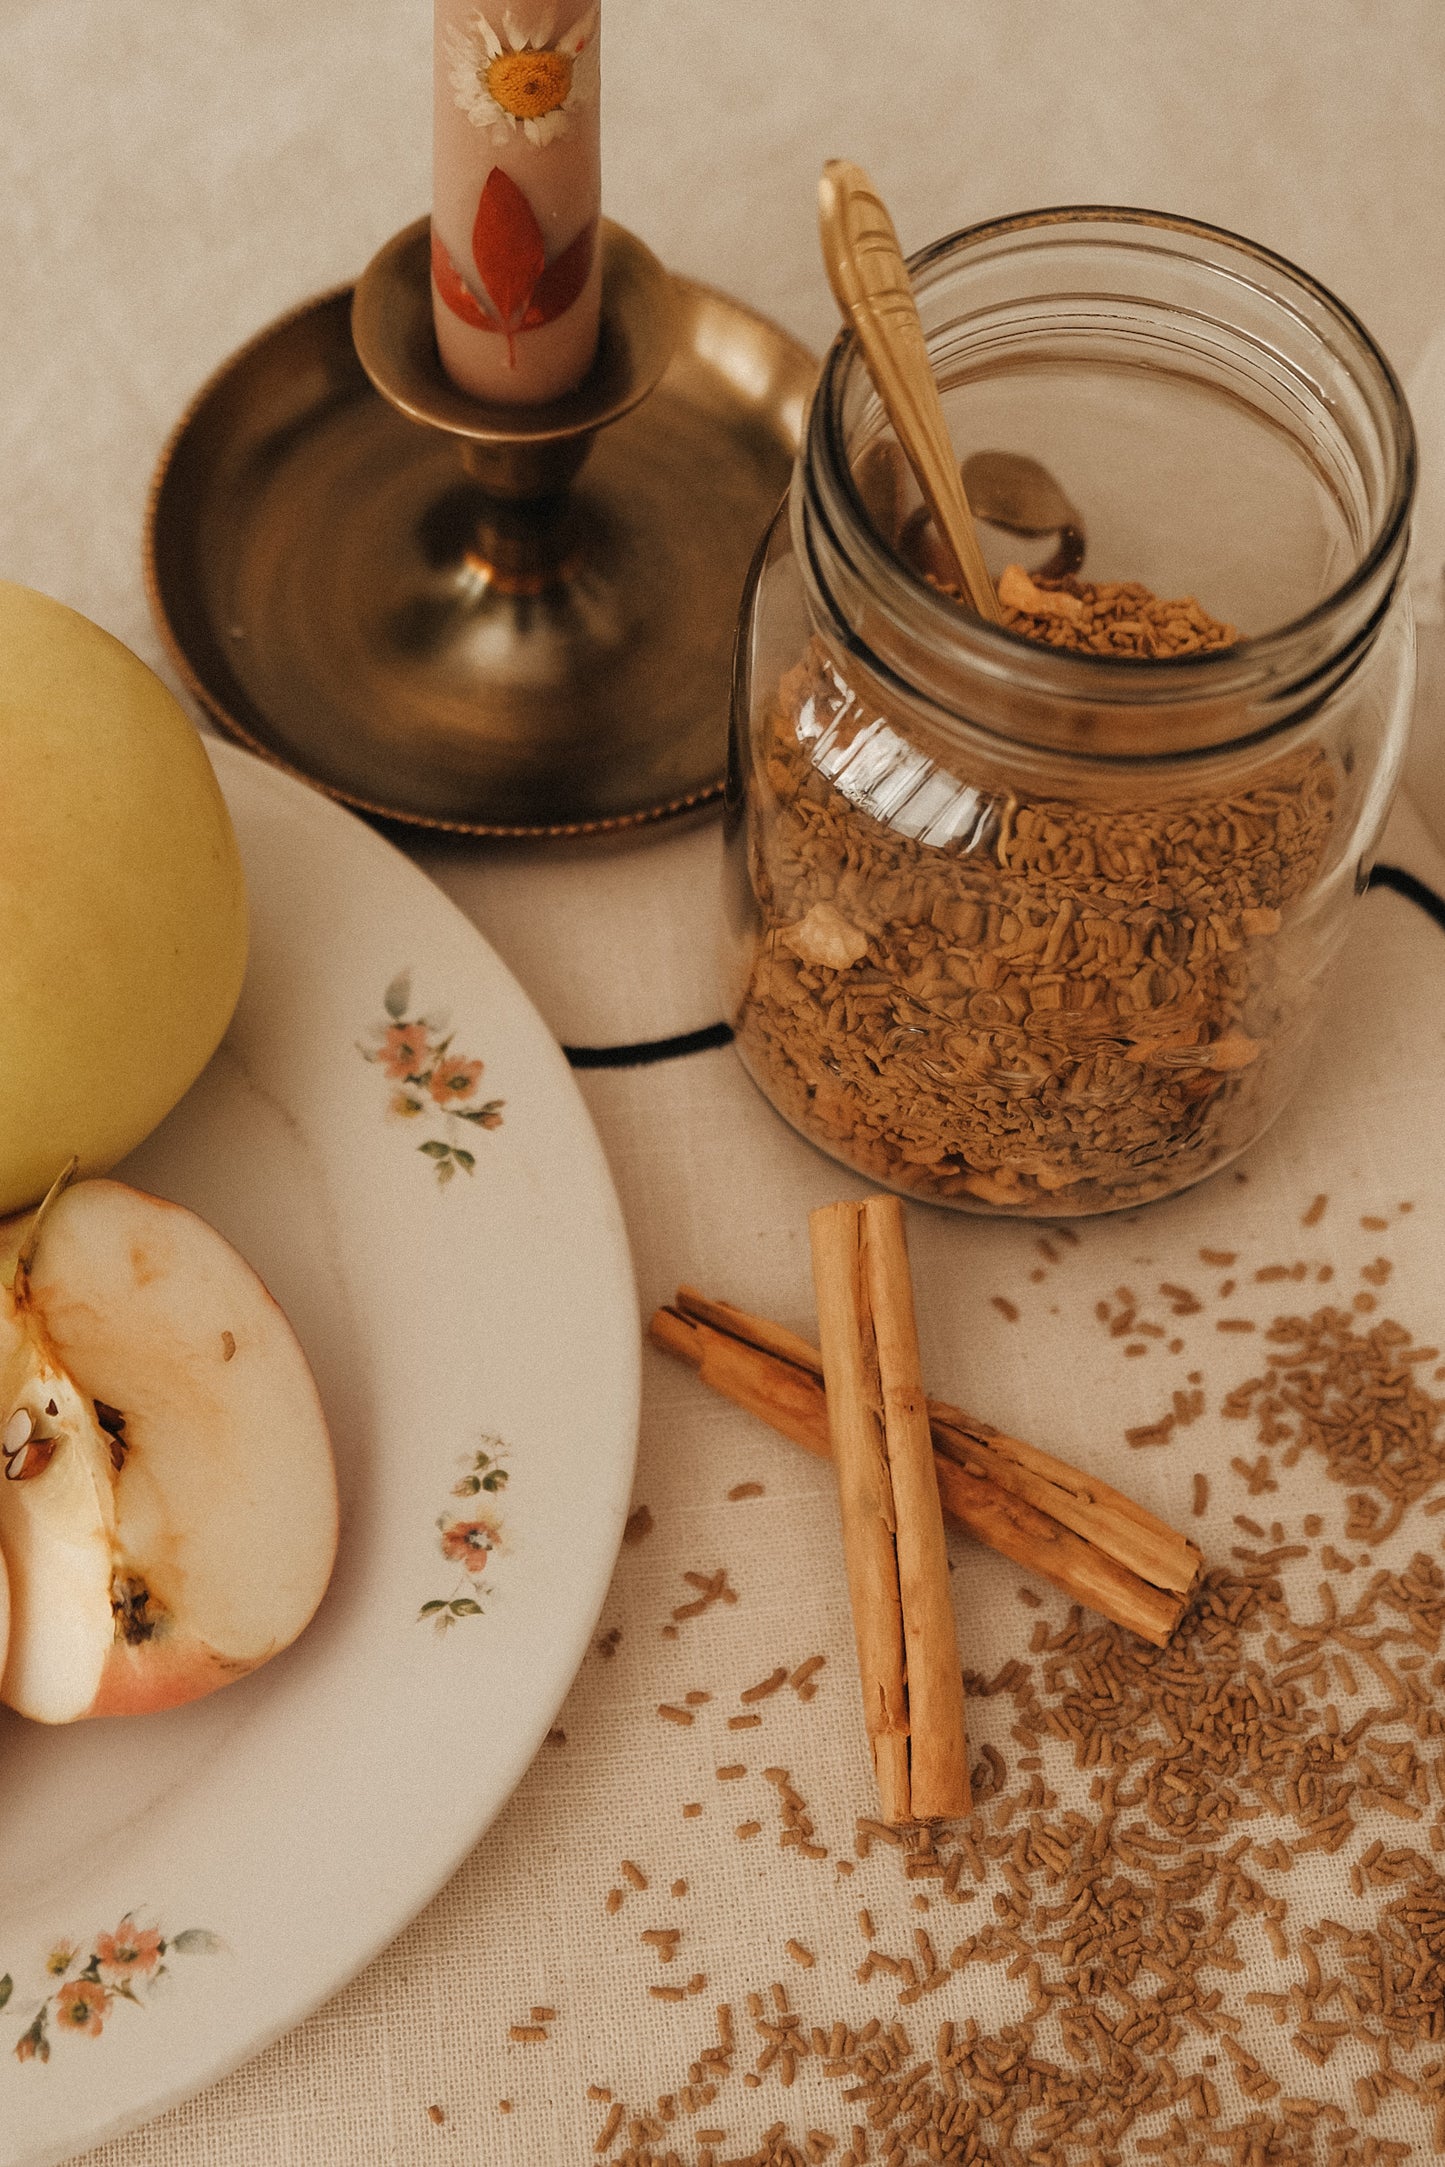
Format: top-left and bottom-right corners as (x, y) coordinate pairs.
(3, 1408), (60, 1483)
(111, 1572), (163, 1646)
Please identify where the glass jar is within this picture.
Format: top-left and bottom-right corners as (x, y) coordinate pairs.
(722, 208), (1416, 1217)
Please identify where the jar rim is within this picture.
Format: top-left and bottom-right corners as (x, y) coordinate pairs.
(806, 203), (1416, 762)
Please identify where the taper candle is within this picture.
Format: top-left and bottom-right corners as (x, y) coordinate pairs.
(432, 1), (602, 404)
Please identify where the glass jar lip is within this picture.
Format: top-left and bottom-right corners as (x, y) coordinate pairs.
(814, 202), (1416, 725)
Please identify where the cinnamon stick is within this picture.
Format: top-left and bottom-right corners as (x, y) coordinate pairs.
(809, 1198), (970, 1823)
(648, 1290), (1203, 1650)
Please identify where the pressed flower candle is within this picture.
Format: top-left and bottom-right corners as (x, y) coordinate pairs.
(433, 1), (602, 403)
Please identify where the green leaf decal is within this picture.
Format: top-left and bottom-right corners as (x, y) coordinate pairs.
(0, 1975), (11, 2010)
(170, 1929), (225, 1957)
(419, 1600), (448, 1616)
(450, 1598), (483, 1617)
(384, 972), (412, 1022)
(418, 1140), (451, 1159)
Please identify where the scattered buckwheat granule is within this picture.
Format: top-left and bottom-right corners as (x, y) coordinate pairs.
(682, 1802), (702, 1819)
(496, 2100), (511, 2115)
(730, 1713), (763, 1730)
(1192, 1471), (1210, 1517)
(621, 1860), (647, 1889)
(990, 1296), (1020, 1323)
(1362, 1214), (1391, 1230)
(1223, 1307), (1445, 1529)
(657, 1703), (694, 1726)
(594, 1626), (621, 1659)
(736, 1820), (762, 1841)
(716, 1763), (746, 1781)
(785, 1939), (816, 1969)
(741, 1666), (789, 1703)
(623, 1504), (654, 1544)
(672, 1568), (739, 1621)
(1125, 1413), (1175, 1447)
(728, 1482), (765, 1501)
(426, 2104), (445, 2125)
(1302, 1192), (1330, 1226)
(508, 2025), (546, 2043)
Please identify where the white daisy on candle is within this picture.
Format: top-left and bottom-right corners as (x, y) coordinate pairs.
(446, 6), (599, 147)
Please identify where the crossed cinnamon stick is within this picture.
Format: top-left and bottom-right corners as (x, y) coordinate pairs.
(649, 1219), (1204, 1822)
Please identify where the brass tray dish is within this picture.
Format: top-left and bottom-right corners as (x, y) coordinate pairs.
(145, 252), (814, 838)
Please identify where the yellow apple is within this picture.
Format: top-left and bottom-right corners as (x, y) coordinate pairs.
(0, 583), (247, 1216)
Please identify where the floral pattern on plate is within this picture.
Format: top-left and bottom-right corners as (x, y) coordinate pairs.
(2, 1918), (223, 2065)
(421, 1439), (511, 1632)
(361, 972), (505, 1185)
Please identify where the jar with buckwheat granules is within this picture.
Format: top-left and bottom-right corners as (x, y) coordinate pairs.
(722, 209), (1415, 1215)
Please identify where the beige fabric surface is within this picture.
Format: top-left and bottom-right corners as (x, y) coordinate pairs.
(73, 796), (1445, 2167)
(4, 4), (1445, 2162)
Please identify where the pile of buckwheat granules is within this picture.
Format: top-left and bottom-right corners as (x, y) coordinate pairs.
(564, 1196), (1445, 2167)
(732, 610), (1336, 1212)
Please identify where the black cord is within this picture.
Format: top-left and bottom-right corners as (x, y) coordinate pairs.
(558, 864), (1445, 1073)
(1367, 861), (1445, 936)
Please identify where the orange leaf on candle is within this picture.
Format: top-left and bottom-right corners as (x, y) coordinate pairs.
(524, 218), (597, 329)
(430, 228), (489, 329)
(472, 168), (547, 336)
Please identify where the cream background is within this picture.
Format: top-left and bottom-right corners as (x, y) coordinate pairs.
(4, 3), (1445, 2160)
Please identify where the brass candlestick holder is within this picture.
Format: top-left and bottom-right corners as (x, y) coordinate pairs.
(147, 218), (813, 837)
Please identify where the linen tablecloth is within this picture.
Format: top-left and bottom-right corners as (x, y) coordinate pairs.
(6, 5), (1445, 2161)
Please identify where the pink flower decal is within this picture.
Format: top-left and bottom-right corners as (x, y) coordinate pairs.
(362, 974), (505, 1187)
(95, 1922), (163, 1982)
(441, 1517), (500, 1573)
(379, 1023), (431, 1080)
(430, 1057), (485, 1109)
(420, 1440), (511, 1631)
(52, 1980), (109, 2039)
(4, 1916), (223, 2065)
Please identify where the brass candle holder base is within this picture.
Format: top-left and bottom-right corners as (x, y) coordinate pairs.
(146, 218), (813, 837)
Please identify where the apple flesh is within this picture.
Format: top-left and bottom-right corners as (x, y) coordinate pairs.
(0, 1177), (337, 1723)
(0, 582), (248, 1218)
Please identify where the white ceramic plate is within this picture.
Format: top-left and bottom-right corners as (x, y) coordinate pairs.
(0, 741), (639, 2166)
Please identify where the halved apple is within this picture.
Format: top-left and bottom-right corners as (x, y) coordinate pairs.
(0, 1175), (337, 1722)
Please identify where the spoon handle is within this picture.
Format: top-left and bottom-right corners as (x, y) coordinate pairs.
(818, 160), (1000, 624)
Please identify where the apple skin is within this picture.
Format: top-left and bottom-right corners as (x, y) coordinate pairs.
(0, 583), (248, 1218)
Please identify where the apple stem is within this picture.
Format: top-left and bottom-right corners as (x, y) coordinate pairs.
(14, 1156), (79, 1301)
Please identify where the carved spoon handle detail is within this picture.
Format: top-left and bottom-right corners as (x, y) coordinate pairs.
(817, 159), (1001, 625)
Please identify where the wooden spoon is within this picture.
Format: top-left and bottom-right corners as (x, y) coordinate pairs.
(817, 160), (1001, 625)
